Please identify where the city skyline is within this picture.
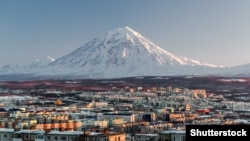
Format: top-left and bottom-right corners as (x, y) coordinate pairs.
(1, 0), (250, 67)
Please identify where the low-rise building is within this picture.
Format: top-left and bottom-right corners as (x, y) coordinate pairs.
(159, 129), (186, 141)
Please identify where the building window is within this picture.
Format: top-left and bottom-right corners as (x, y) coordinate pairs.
(47, 136), (51, 140)
(31, 135), (35, 140)
(69, 136), (73, 140)
(37, 135), (43, 139)
(24, 134), (29, 139)
(61, 136), (67, 140)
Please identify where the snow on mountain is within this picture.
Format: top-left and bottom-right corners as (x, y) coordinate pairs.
(215, 63), (250, 77)
(30, 56), (55, 68)
(40, 26), (224, 78)
(0, 56), (55, 75)
(0, 26), (244, 80)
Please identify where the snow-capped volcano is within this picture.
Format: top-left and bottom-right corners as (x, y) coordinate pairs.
(47, 26), (223, 77)
(0, 26), (226, 80)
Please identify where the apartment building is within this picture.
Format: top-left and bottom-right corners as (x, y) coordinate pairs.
(0, 128), (125, 141)
(0, 128), (14, 141)
(158, 129), (186, 141)
(98, 112), (135, 123)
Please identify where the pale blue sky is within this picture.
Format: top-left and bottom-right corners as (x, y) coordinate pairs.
(1, 0), (250, 67)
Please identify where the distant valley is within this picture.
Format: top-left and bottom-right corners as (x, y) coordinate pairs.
(1, 76), (250, 102)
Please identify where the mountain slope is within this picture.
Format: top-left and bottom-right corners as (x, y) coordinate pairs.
(0, 26), (226, 80)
